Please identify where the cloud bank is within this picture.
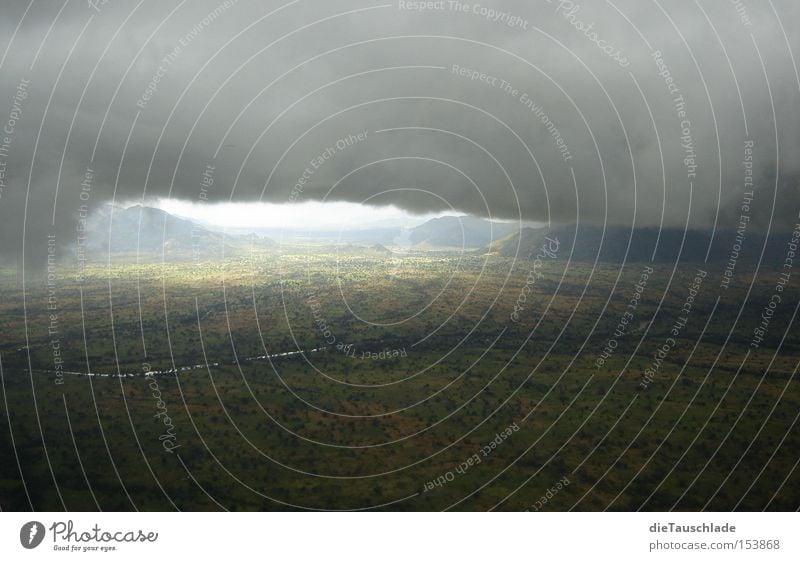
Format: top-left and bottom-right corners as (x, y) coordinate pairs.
(1, 0), (799, 266)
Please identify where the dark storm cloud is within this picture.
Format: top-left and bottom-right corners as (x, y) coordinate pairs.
(1, 0), (799, 266)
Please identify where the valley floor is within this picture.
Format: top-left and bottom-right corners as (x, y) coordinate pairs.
(1, 248), (798, 511)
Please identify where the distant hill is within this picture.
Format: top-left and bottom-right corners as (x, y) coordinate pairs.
(369, 243), (393, 255)
(485, 223), (791, 264)
(407, 216), (518, 248)
(223, 215), (520, 249)
(82, 204), (275, 260)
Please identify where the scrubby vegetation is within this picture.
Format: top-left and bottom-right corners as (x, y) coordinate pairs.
(1, 245), (798, 511)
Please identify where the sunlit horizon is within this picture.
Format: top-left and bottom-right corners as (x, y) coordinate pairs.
(153, 199), (472, 231)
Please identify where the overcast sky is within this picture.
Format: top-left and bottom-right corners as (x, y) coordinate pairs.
(1, 0), (799, 264)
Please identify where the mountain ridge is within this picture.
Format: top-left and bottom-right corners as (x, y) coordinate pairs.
(81, 204), (276, 260)
(484, 223), (792, 264)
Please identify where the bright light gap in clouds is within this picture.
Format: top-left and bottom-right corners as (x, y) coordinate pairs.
(153, 198), (467, 231)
